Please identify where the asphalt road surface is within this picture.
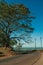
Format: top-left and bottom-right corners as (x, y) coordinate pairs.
(0, 51), (41, 65)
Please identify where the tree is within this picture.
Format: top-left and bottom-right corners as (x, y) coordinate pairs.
(0, 0), (34, 47)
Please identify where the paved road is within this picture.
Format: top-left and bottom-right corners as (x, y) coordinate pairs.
(0, 51), (41, 65)
(33, 52), (43, 65)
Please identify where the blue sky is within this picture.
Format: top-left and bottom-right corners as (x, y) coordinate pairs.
(5, 0), (43, 38)
(1, 0), (43, 47)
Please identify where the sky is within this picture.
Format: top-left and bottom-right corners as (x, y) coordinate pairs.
(5, 0), (43, 37)
(1, 0), (43, 47)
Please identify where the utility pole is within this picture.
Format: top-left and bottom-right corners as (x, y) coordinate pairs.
(40, 37), (42, 49)
(35, 38), (36, 50)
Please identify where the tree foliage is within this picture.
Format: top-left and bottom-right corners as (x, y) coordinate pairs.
(0, 0), (34, 47)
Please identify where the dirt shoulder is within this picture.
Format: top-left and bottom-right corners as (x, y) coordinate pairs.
(33, 52), (43, 65)
(0, 47), (19, 60)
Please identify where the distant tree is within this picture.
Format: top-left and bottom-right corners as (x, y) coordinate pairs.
(0, 0), (34, 47)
